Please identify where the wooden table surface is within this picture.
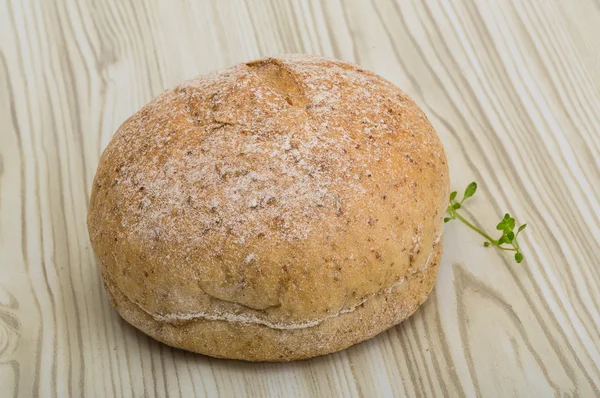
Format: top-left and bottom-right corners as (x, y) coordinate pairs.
(1, 0), (600, 396)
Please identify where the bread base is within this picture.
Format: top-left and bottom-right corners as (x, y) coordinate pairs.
(103, 240), (442, 362)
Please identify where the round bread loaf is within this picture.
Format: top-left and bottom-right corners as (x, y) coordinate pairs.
(87, 55), (449, 361)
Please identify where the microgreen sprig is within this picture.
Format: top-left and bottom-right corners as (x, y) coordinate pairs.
(444, 182), (527, 263)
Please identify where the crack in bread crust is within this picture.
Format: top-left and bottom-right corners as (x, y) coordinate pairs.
(104, 240), (443, 361)
(105, 232), (441, 330)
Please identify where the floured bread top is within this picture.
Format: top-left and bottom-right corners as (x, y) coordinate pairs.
(88, 55), (449, 328)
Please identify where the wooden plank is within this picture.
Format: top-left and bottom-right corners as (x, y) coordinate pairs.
(0, 0), (598, 396)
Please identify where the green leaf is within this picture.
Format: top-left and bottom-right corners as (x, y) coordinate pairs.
(442, 181), (529, 263)
(507, 218), (515, 230)
(463, 182), (477, 200)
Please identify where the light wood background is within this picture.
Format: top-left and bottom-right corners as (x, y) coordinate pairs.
(1, 0), (599, 396)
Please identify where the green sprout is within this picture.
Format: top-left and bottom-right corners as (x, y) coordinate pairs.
(444, 182), (527, 263)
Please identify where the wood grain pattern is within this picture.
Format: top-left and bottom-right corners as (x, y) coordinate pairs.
(1, 0), (599, 396)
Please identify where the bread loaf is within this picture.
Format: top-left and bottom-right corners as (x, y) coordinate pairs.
(87, 55), (449, 361)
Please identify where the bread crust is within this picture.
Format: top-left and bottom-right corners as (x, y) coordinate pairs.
(87, 55), (449, 360)
(103, 239), (442, 361)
